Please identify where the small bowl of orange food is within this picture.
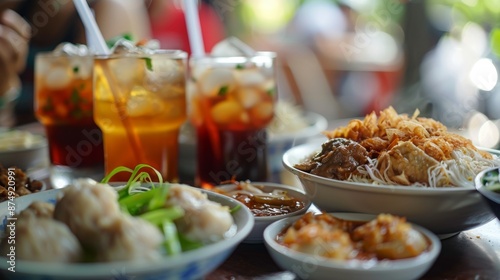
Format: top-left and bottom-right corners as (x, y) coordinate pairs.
(264, 212), (441, 280)
(210, 181), (311, 243)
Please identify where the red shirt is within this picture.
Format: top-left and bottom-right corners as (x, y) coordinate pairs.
(149, 3), (225, 54)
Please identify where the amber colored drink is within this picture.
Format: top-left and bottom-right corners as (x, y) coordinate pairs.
(35, 53), (104, 188)
(188, 53), (277, 188)
(93, 50), (187, 182)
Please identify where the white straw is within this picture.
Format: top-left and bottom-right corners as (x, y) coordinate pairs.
(73, 0), (110, 55)
(183, 0), (205, 57)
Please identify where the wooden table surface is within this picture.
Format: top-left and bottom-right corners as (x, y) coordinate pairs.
(16, 122), (500, 280)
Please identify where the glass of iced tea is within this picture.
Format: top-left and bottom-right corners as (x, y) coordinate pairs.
(188, 52), (277, 188)
(94, 49), (187, 182)
(34, 48), (104, 188)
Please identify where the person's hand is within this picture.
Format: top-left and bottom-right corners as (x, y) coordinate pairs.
(0, 9), (31, 97)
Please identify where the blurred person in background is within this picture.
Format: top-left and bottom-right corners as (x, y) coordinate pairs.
(0, 0), (151, 127)
(0, 7), (30, 127)
(147, 0), (225, 54)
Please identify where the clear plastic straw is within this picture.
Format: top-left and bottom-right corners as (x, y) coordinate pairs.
(72, 0), (145, 163)
(73, 0), (110, 55)
(183, 0), (205, 57)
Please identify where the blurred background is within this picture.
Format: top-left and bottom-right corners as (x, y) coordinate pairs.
(6, 0), (500, 149)
(189, 0), (500, 149)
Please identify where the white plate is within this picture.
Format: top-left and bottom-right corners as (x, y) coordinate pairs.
(264, 212), (441, 280)
(0, 187), (254, 280)
(0, 134), (49, 170)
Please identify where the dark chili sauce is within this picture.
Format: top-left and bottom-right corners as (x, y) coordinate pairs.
(231, 193), (305, 217)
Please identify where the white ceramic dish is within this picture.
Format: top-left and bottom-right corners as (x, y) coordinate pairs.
(475, 167), (500, 220)
(0, 133), (48, 170)
(212, 182), (311, 243)
(263, 212), (441, 280)
(178, 111), (327, 178)
(282, 142), (498, 238)
(0, 187), (254, 280)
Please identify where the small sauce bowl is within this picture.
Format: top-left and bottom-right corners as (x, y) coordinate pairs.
(210, 181), (311, 243)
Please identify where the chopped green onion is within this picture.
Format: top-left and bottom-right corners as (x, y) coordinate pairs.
(178, 233), (203, 252)
(101, 164), (165, 199)
(106, 33), (134, 48)
(144, 57), (153, 71)
(218, 85), (229, 96)
(230, 204), (241, 214)
(148, 185), (170, 211)
(139, 207), (184, 226)
(101, 166), (134, 183)
(266, 87), (276, 96)
(118, 187), (164, 215)
(162, 220), (182, 255)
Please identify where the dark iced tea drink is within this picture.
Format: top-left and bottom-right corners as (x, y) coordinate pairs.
(34, 50), (104, 188)
(188, 53), (277, 188)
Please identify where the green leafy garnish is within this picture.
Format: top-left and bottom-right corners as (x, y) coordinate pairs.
(486, 183), (500, 193)
(235, 64), (244, 70)
(218, 85), (229, 96)
(106, 33), (134, 49)
(70, 89), (82, 105)
(139, 207), (184, 226)
(144, 57), (153, 71)
(101, 164), (234, 256)
(101, 164), (165, 199)
(481, 169), (500, 193)
(178, 233), (203, 251)
(70, 109), (83, 119)
(266, 87), (276, 96)
(118, 186), (167, 215)
(73, 66), (79, 73)
(42, 97), (54, 112)
(101, 164), (186, 256)
(162, 220), (182, 255)
(230, 204), (241, 214)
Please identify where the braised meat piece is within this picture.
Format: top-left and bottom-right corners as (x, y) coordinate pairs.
(295, 138), (369, 180)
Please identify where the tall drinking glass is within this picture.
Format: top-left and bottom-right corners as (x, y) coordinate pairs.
(94, 50), (187, 182)
(35, 52), (104, 188)
(188, 52), (277, 188)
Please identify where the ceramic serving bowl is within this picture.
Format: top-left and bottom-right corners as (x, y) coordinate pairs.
(0, 187), (254, 280)
(282, 142), (498, 238)
(0, 131), (48, 170)
(475, 167), (500, 220)
(211, 182), (311, 243)
(263, 212), (441, 280)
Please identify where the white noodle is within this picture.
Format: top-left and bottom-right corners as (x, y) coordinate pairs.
(344, 148), (500, 188)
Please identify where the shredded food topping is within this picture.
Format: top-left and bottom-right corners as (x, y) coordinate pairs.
(296, 107), (500, 188)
